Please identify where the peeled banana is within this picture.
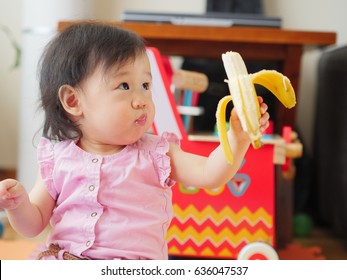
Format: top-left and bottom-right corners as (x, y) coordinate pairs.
(216, 51), (296, 164)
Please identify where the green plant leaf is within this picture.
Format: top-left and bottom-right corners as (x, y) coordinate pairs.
(0, 24), (21, 69)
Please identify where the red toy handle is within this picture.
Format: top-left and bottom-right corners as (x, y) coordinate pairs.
(282, 126), (292, 172)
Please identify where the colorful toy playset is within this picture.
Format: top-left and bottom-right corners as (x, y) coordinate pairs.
(146, 47), (295, 259)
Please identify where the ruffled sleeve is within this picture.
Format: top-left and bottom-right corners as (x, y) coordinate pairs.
(37, 137), (58, 200)
(150, 132), (180, 188)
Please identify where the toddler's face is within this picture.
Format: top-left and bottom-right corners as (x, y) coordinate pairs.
(76, 52), (155, 152)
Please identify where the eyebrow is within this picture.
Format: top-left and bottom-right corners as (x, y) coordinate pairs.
(112, 70), (152, 79)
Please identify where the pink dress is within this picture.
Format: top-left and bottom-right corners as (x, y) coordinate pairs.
(37, 132), (179, 260)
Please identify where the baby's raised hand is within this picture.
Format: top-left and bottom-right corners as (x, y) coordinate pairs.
(229, 96), (270, 141)
(0, 179), (27, 210)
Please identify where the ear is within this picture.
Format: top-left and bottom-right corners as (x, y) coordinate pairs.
(58, 85), (82, 117)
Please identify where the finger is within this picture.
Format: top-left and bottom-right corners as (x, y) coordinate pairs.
(259, 102), (268, 115)
(1, 179), (18, 189)
(6, 181), (20, 193)
(257, 95), (264, 104)
(260, 112), (270, 125)
(1, 180), (21, 198)
(260, 121), (270, 133)
(1, 192), (11, 200)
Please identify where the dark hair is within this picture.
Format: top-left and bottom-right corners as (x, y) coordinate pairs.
(39, 22), (146, 141)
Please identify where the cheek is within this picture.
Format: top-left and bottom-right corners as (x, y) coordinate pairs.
(147, 100), (155, 120)
(108, 107), (129, 123)
(151, 104), (156, 120)
(88, 103), (123, 127)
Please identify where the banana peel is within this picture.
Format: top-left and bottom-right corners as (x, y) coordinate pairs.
(216, 51), (296, 164)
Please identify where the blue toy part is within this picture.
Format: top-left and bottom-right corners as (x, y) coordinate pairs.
(0, 221), (4, 238)
(227, 173), (251, 197)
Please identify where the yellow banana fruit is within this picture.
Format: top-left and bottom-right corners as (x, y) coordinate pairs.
(216, 51), (296, 164)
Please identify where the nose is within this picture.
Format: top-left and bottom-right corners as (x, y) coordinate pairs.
(132, 98), (146, 109)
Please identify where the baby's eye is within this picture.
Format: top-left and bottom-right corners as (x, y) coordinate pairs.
(117, 82), (129, 90)
(142, 82), (151, 90)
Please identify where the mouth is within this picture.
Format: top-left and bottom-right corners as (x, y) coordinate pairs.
(135, 113), (147, 126)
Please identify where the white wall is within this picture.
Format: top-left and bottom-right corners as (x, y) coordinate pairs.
(0, 0), (344, 174)
(91, 0), (206, 20)
(17, 0), (92, 189)
(0, 0), (22, 168)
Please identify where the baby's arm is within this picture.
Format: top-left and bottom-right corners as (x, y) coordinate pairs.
(169, 97), (269, 189)
(0, 171), (54, 237)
